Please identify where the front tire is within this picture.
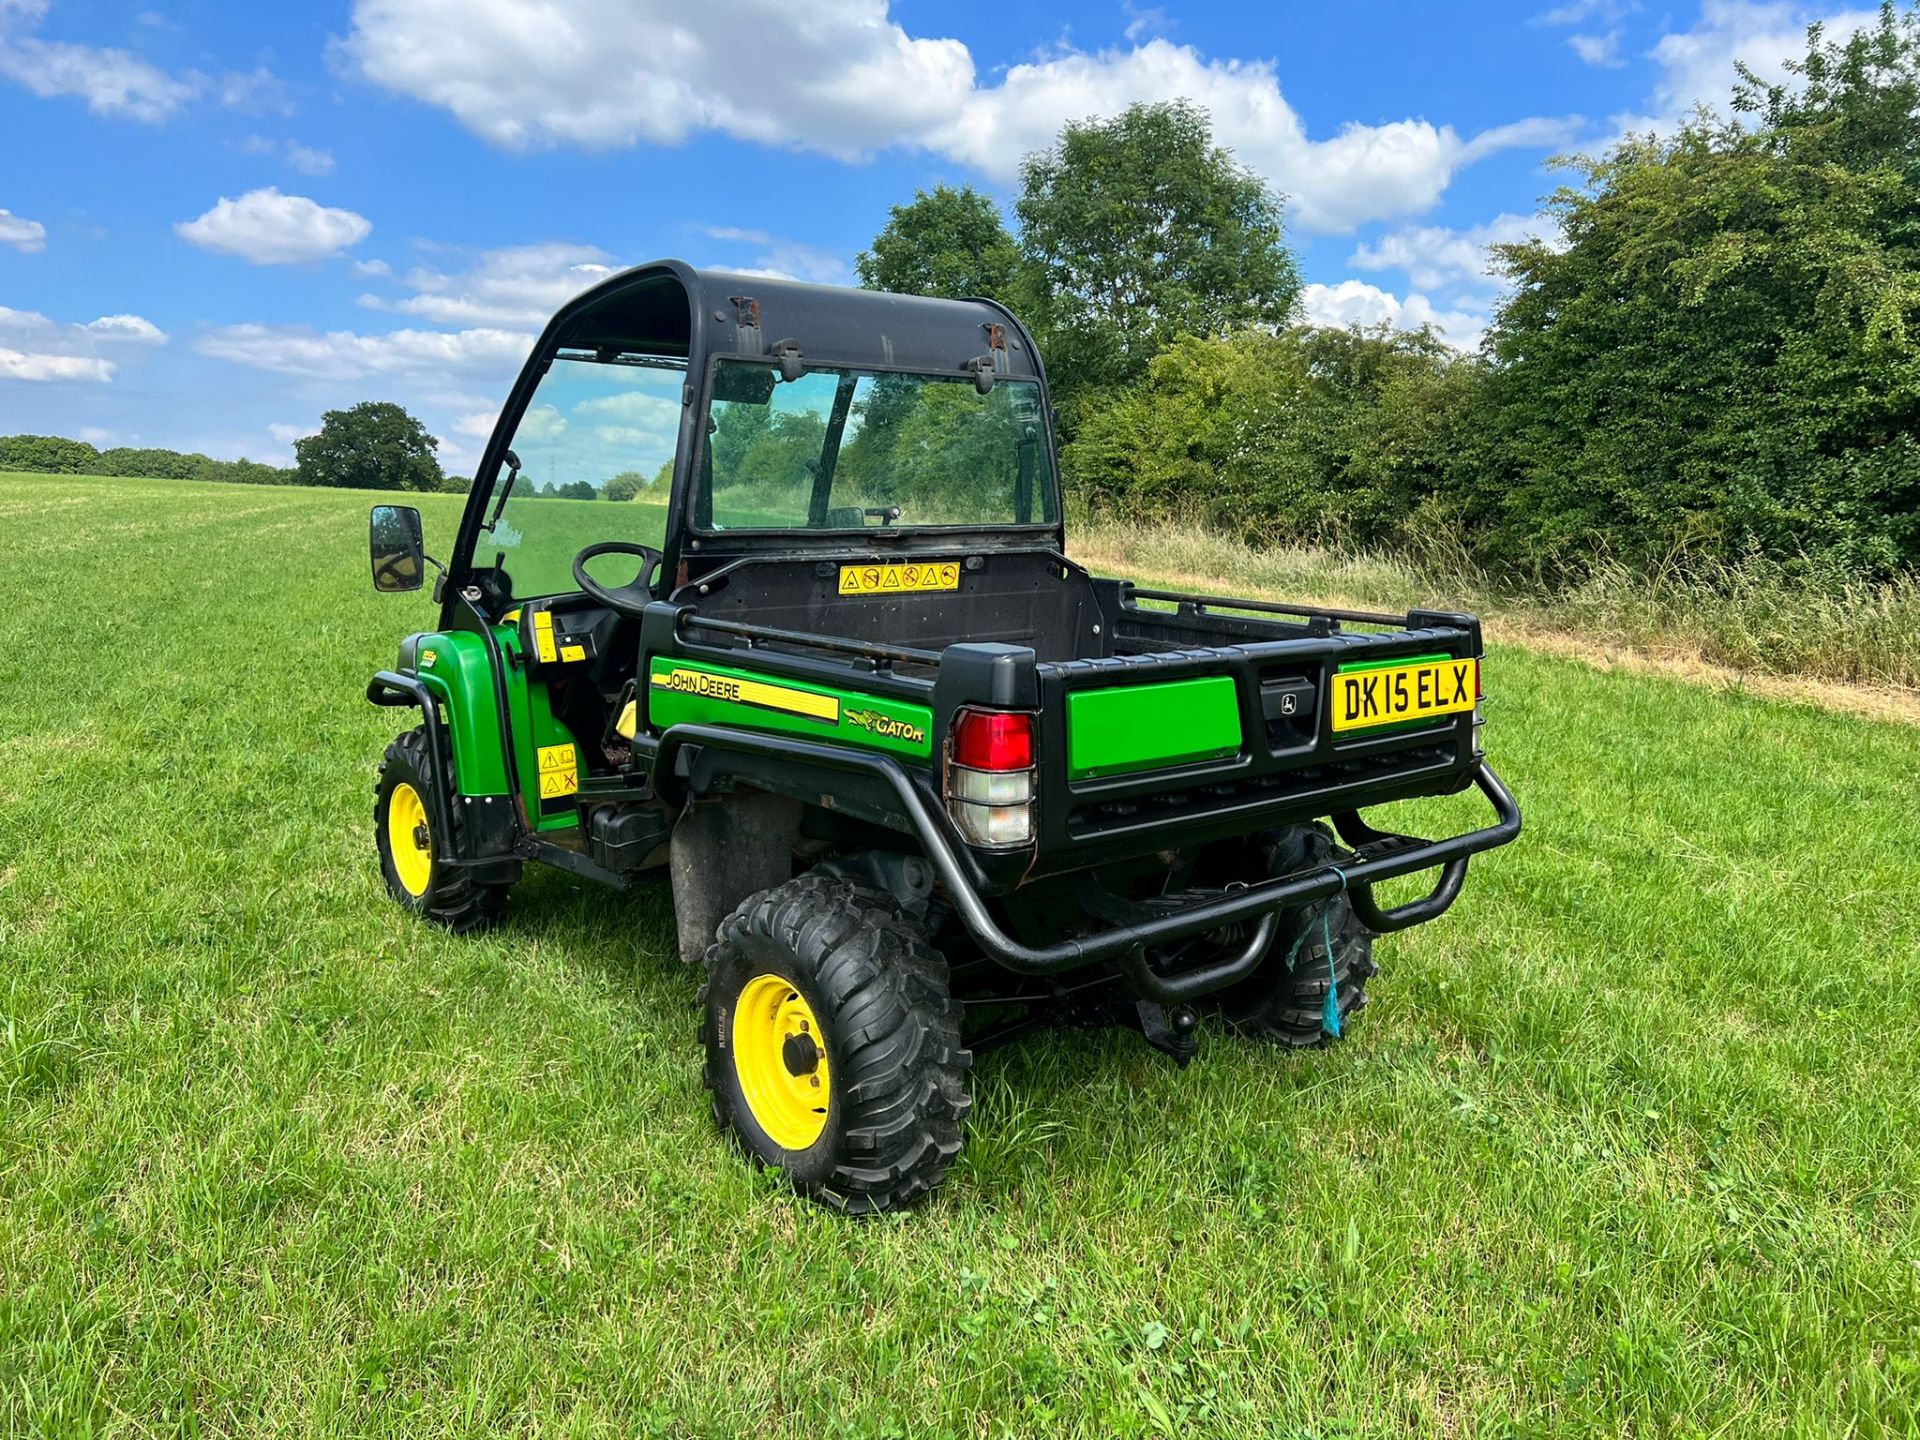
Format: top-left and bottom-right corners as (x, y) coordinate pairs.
(374, 726), (509, 934)
(701, 874), (971, 1213)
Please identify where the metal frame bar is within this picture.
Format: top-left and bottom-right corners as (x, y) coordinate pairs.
(651, 721), (1522, 1004)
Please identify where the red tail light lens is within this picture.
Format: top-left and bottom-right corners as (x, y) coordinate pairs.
(952, 708), (1033, 771)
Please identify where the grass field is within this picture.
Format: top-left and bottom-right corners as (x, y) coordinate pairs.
(4, 471), (1919, 1438)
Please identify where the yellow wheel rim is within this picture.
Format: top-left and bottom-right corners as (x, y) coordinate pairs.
(731, 973), (832, 1151)
(387, 782), (433, 898)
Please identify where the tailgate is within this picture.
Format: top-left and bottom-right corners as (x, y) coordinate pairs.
(1034, 599), (1484, 868)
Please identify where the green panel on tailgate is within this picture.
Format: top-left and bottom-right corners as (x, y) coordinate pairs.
(1066, 674), (1242, 779)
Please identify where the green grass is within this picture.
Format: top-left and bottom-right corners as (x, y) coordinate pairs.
(4, 471), (1919, 1437)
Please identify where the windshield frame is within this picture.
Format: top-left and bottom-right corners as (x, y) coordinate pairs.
(685, 354), (1063, 542)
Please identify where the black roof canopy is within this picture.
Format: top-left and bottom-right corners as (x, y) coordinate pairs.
(546, 260), (1046, 378)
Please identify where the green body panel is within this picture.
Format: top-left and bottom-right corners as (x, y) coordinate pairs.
(645, 657), (934, 760)
(1066, 675), (1243, 779)
(412, 631), (511, 795)
(407, 629), (581, 830)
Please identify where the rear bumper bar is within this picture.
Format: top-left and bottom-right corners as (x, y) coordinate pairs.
(654, 723), (1522, 1004)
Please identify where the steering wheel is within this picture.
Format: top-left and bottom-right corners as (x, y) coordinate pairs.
(572, 540), (664, 617)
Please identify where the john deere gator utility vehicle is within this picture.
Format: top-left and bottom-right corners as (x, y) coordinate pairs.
(365, 262), (1522, 1212)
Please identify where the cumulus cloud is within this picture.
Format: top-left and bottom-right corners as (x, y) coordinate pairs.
(0, 0), (286, 122)
(0, 303), (167, 383)
(0, 206), (45, 252)
(359, 242), (617, 326)
(1569, 31), (1625, 66)
(702, 227), (850, 285)
(1349, 213), (1563, 292)
(341, 0), (1577, 233)
(176, 188), (372, 265)
(194, 322), (531, 380)
(240, 135), (337, 175)
(268, 421), (314, 444)
(1299, 280), (1490, 352)
(1619, 1), (1880, 135)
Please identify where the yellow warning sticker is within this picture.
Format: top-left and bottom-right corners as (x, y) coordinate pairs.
(650, 666), (840, 723)
(532, 609), (558, 664)
(837, 560), (961, 596)
(537, 743), (578, 799)
(559, 643), (587, 663)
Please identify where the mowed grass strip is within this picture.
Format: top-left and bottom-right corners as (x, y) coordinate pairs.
(2, 472), (1918, 1438)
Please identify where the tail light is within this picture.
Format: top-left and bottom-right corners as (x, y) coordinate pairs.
(946, 707), (1035, 847)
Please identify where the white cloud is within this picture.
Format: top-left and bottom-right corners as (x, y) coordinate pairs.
(268, 421), (314, 444)
(84, 313), (168, 343)
(1349, 213), (1563, 292)
(1299, 280), (1489, 351)
(0, 3), (287, 122)
(1569, 31), (1625, 66)
(0, 347), (113, 382)
(1619, 2), (1879, 135)
(360, 242), (616, 326)
(453, 410), (497, 438)
(241, 135), (337, 175)
(0, 304), (166, 383)
(352, 257), (393, 277)
(0, 206), (46, 252)
(342, 0), (1577, 233)
(702, 227), (850, 285)
(194, 322), (531, 380)
(176, 188), (372, 265)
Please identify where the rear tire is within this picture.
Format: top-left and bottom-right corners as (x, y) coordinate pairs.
(701, 874), (971, 1213)
(1211, 824), (1376, 1047)
(374, 726), (510, 934)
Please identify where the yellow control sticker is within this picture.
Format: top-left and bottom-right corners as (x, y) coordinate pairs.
(651, 667), (840, 723)
(532, 609), (558, 664)
(837, 561), (960, 596)
(560, 643), (586, 663)
(537, 743), (578, 799)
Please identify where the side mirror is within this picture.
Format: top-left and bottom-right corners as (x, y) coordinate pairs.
(370, 504), (426, 592)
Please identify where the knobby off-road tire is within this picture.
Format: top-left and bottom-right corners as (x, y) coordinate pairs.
(701, 874), (972, 1214)
(374, 726), (510, 935)
(1212, 824), (1377, 1048)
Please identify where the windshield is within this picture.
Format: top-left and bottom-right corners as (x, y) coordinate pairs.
(699, 361), (1057, 531)
(478, 355), (680, 599)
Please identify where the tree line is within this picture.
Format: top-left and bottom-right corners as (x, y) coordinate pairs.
(859, 3), (1920, 582)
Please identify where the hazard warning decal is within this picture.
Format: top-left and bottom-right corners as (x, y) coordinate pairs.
(837, 561), (961, 596)
(537, 743), (578, 800)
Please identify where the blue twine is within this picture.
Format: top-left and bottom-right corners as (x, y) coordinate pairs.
(1282, 865), (1349, 1040)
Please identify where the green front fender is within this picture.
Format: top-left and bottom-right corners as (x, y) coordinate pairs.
(399, 629), (582, 830)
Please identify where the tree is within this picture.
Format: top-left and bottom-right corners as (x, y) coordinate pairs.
(856, 185), (1023, 301)
(1478, 1), (1920, 577)
(604, 469), (650, 502)
(1015, 100), (1300, 415)
(0, 434), (101, 473)
(1065, 325), (1483, 548)
(294, 402), (443, 491)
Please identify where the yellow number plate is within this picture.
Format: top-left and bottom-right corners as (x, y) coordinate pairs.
(1331, 658), (1477, 733)
(837, 561), (960, 596)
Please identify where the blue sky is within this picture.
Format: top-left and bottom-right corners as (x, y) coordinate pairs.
(0, 0), (1873, 472)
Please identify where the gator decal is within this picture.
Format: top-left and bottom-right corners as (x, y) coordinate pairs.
(845, 707), (927, 747)
(837, 560), (960, 596)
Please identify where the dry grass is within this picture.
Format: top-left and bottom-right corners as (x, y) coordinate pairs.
(1071, 516), (1920, 706)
